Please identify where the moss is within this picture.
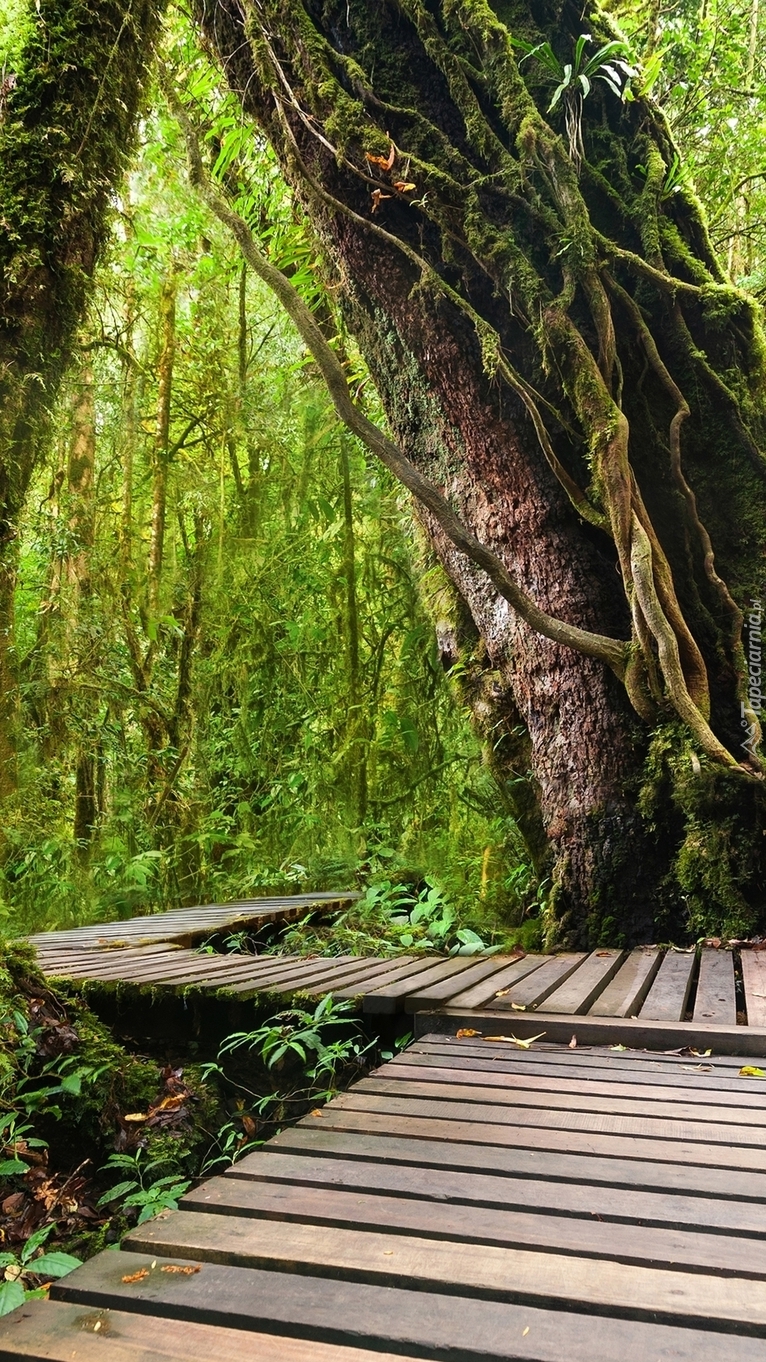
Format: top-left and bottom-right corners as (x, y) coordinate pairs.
(639, 724), (766, 938)
(0, 0), (165, 528)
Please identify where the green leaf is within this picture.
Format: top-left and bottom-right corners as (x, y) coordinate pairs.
(28, 1252), (82, 1278)
(0, 1158), (28, 1176)
(97, 1179), (139, 1206)
(0, 1280), (25, 1317)
(20, 1224), (54, 1264)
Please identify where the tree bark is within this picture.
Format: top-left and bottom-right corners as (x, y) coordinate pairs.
(0, 0), (163, 801)
(195, 0), (766, 942)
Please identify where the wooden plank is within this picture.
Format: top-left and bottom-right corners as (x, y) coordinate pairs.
(415, 1033), (754, 1066)
(221, 955), (397, 996)
(694, 948), (737, 1026)
(181, 1174), (766, 1278)
(127, 1208), (766, 1329)
(491, 954), (588, 1010)
(403, 954), (526, 1010)
(378, 1057), (766, 1110)
(589, 947), (662, 1017)
(0, 1298), (422, 1362)
(49, 1252), (766, 1362)
(540, 950), (625, 1015)
(362, 957), (483, 1015)
(355, 1071), (766, 1127)
(414, 1035), (757, 1075)
(333, 954), (450, 1000)
(328, 1087), (766, 1148)
(416, 1010), (766, 1056)
(302, 1101), (766, 1171)
(639, 950), (697, 1022)
(743, 949), (766, 1027)
(446, 953), (548, 1009)
(226, 1148), (766, 1234)
(269, 1124), (766, 1200)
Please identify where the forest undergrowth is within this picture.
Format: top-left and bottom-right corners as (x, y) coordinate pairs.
(0, 937), (391, 1315)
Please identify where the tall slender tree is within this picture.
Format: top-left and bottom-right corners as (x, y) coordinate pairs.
(193, 0), (766, 942)
(0, 0), (164, 799)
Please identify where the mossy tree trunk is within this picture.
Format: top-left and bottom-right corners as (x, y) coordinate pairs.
(0, 0), (164, 802)
(197, 0), (766, 943)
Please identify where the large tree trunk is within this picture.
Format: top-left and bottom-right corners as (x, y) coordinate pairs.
(196, 0), (766, 943)
(0, 0), (163, 800)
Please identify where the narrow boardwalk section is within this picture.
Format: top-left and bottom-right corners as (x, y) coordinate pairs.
(29, 913), (766, 1051)
(4, 1035), (766, 1359)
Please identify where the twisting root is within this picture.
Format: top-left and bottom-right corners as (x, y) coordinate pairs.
(630, 517), (740, 768)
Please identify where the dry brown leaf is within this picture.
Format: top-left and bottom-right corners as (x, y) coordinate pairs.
(122, 1268), (150, 1284)
(366, 143), (396, 171)
(456, 1028), (482, 1038)
(370, 189), (392, 213)
(393, 180), (416, 191)
(122, 1113), (148, 1124)
(310, 1108), (323, 1118)
(161, 1264), (201, 1275)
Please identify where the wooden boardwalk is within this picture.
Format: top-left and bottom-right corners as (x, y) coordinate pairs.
(30, 908), (766, 1052)
(5, 1033), (766, 1359)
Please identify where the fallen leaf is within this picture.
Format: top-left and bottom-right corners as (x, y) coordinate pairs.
(595, 951), (612, 957)
(366, 143), (396, 170)
(161, 1264), (201, 1275)
(522, 1327), (530, 1336)
(122, 1113), (148, 1124)
(569, 1034), (577, 1049)
(456, 1028), (482, 1038)
(393, 180), (417, 191)
(510, 1002), (527, 1011)
(122, 1268), (150, 1284)
(484, 1033), (546, 1049)
(310, 1109), (323, 1118)
(494, 989), (510, 998)
(610, 1044), (628, 1051)
(382, 1250), (394, 1255)
(370, 189), (392, 213)
(739, 1066), (766, 1077)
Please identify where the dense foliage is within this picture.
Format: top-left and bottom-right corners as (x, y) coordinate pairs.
(0, 67), (533, 940)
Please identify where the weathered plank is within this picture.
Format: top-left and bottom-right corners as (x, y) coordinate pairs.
(356, 1071), (766, 1126)
(540, 950), (626, 1015)
(589, 947), (662, 1017)
(742, 949), (766, 1028)
(329, 1086), (766, 1148)
(414, 1035), (756, 1075)
(418, 1010), (766, 1055)
(362, 956), (482, 1015)
(224, 1148), (766, 1234)
(490, 954), (588, 1010)
(268, 1124), (766, 1199)
(446, 954), (548, 1009)
(694, 948), (737, 1027)
(403, 955), (524, 1010)
(50, 1253), (766, 1362)
(379, 1057), (766, 1109)
(180, 1174), (766, 1277)
(0, 1298), (422, 1362)
(333, 954), (450, 1000)
(639, 950), (697, 1022)
(126, 1208), (766, 1329)
(301, 1101), (766, 1171)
